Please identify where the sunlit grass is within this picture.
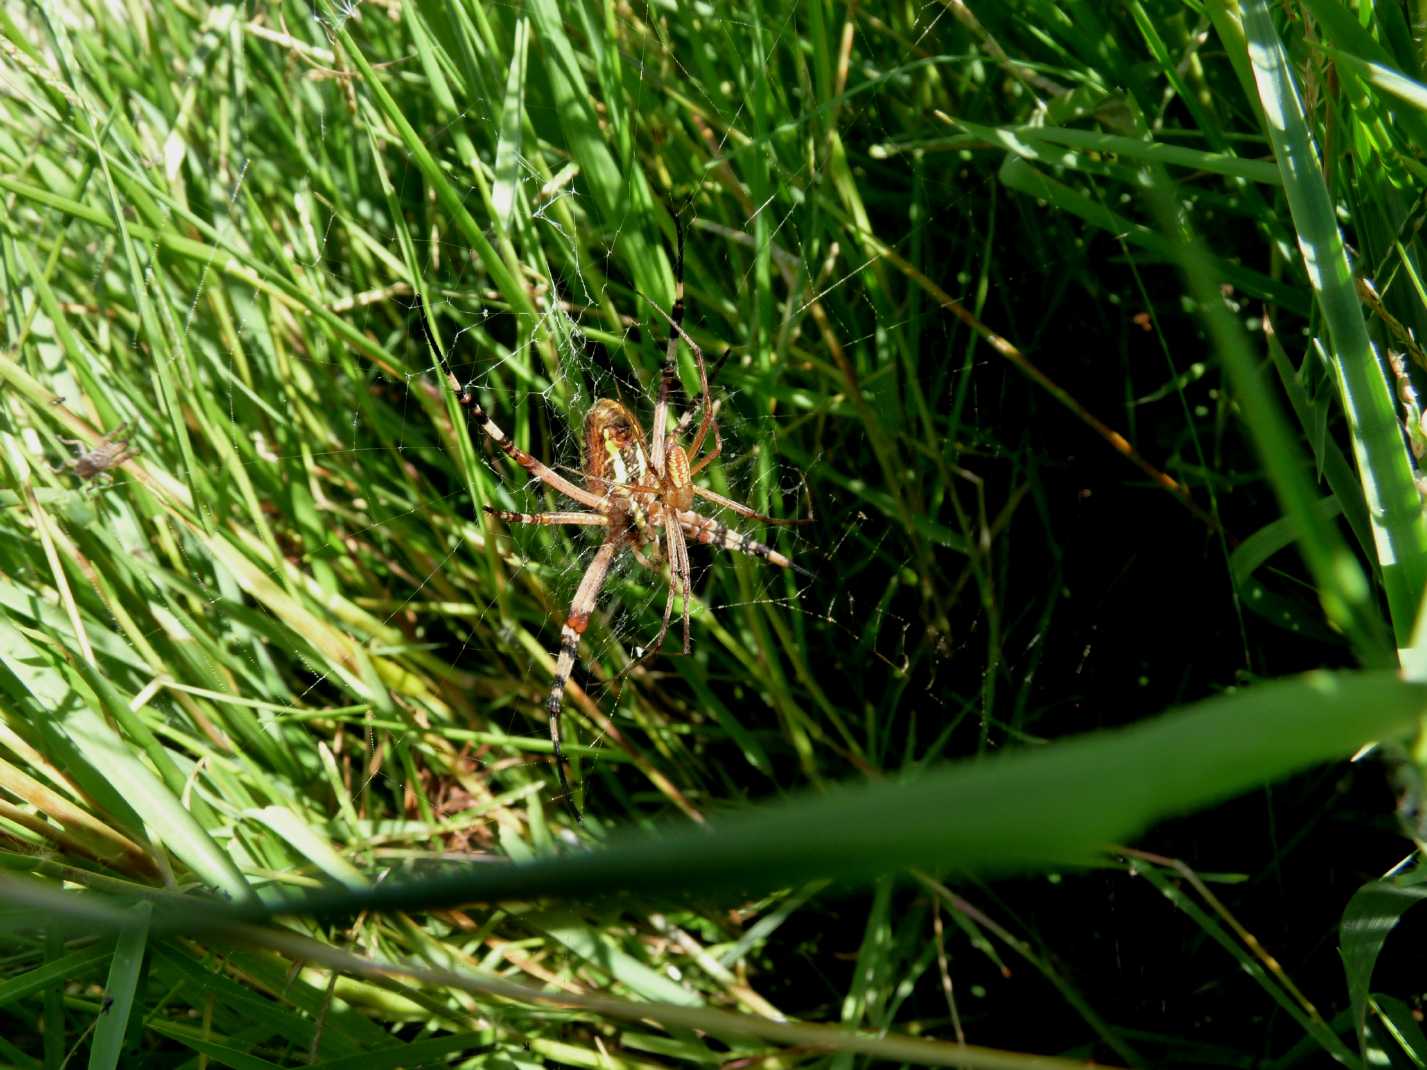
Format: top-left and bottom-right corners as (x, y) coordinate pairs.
(4, 0), (1427, 1066)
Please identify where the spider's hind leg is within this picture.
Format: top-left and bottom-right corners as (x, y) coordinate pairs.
(544, 538), (620, 825)
(678, 509), (811, 578)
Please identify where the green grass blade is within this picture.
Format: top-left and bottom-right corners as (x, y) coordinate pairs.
(0, 670), (1402, 926)
(87, 902), (149, 1070)
(1342, 881), (1427, 1062)
(1242, 0), (1427, 648)
(525, 0), (671, 305)
(0, 946), (111, 1010)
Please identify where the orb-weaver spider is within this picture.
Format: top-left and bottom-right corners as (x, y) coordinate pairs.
(438, 228), (807, 822)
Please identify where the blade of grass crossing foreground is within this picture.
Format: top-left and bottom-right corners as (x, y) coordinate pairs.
(1242, 0), (1427, 653)
(57, 669), (1421, 923)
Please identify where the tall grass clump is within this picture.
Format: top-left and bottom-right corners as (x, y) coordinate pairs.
(6, 0), (1427, 1066)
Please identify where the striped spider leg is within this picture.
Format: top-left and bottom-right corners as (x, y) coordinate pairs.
(455, 388), (629, 825)
(449, 232), (808, 823)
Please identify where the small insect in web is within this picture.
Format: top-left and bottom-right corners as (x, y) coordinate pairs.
(56, 422), (138, 481)
(429, 225), (811, 823)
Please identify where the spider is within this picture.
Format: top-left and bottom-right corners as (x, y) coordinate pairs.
(58, 422), (137, 481)
(441, 230), (807, 823)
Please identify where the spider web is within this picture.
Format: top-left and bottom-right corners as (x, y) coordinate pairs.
(277, 11), (925, 801)
(420, 215), (829, 775)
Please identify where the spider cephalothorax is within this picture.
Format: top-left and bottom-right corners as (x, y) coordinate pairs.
(441, 226), (807, 823)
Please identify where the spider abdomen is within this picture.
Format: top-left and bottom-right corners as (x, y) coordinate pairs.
(585, 398), (648, 492)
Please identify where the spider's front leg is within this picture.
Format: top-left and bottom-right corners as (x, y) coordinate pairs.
(456, 385), (607, 511)
(483, 507), (609, 528)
